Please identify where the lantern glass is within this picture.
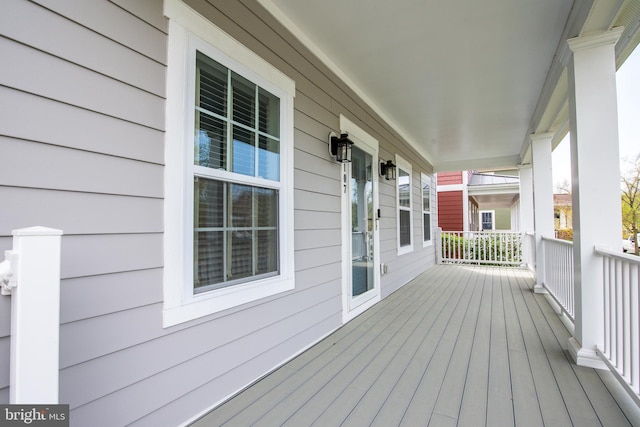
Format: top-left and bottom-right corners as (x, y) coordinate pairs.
(338, 142), (350, 162)
(388, 163), (396, 180)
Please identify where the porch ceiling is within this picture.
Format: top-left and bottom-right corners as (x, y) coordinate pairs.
(259, 0), (640, 171)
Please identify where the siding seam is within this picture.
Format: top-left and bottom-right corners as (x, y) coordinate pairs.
(0, 134), (165, 166)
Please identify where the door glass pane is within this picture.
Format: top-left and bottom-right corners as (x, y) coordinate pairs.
(351, 146), (374, 297)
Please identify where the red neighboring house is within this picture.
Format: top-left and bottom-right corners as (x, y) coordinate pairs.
(436, 171), (476, 231)
(437, 170), (520, 231)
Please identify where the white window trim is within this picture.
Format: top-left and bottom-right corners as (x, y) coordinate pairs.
(480, 210), (496, 231)
(396, 154), (413, 255)
(163, 0), (295, 327)
(421, 172), (433, 247)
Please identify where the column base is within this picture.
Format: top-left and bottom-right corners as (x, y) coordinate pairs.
(533, 283), (548, 294)
(568, 337), (607, 370)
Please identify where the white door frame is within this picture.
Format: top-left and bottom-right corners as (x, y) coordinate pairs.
(339, 115), (381, 323)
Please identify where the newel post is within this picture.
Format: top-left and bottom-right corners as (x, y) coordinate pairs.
(435, 227), (443, 264)
(1, 226), (63, 404)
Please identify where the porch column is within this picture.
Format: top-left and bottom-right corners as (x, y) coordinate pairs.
(518, 165), (534, 233)
(531, 133), (554, 294)
(566, 28), (623, 369)
(519, 165), (535, 271)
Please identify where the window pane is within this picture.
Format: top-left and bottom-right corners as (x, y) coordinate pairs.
(196, 52), (227, 117)
(193, 178), (224, 290)
(424, 213), (431, 241)
(229, 230), (253, 280)
(194, 178), (223, 228)
(422, 181), (430, 211)
(256, 229), (278, 274)
(399, 210), (411, 246)
(229, 184), (253, 228)
(195, 113), (226, 169)
(194, 231), (223, 289)
(258, 87), (280, 136)
(232, 73), (255, 127)
(398, 169), (410, 208)
(258, 135), (280, 181)
(256, 187), (278, 227)
(232, 126), (255, 176)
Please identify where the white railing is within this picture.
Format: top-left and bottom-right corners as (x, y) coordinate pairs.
(595, 247), (640, 404)
(439, 231), (522, 266)
(541, 236), (574, 321)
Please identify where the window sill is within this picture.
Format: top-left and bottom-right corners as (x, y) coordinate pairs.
(163, 275), (294, 327)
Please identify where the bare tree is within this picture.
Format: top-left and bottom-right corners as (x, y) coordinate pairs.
(621, 154), (640, 255)
(555, 178), (571, 194)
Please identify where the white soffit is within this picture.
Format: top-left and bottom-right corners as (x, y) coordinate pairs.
(260, 0), (574, 170)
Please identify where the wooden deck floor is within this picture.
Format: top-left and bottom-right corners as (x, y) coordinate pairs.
(192, 265), (640, 427)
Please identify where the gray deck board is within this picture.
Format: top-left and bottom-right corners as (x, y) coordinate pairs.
(193, 266), (640, 427)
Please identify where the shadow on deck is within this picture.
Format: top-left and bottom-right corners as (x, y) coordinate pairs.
(193, 265), (640, 426)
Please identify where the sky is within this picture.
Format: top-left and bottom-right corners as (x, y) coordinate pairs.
(552, 47), (640, 188)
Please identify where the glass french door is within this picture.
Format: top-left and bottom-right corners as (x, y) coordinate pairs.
(346, 144), (379, 312)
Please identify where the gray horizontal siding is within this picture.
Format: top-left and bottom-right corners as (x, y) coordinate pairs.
(0, 337), (8, 388)
(64, 298), (342, 426)
(76, 316), (340, 427)
(60, 269), (163, 324)
(0, 87), (164, 163)
(2, 37), (164, 130)
(110, 0), (168, 33)
(0, 137), (163, 198)
(60, 234), (163, 279)
(0, 297), (8, 338)
(60, 288), (340, 407)
(2, 0), (165, 97)
(0, 187), (163, 236)
(31, 0), (167, 64)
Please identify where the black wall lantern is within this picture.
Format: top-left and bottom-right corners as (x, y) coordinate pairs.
(328, 132), (354, 163)
(380, 160), (397, 180)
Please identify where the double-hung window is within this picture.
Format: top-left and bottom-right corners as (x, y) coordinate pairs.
(193, 53), (280, 291)
(396, 155), (413, 255)
(421, 173), (432, 246)
(164, 1), (295, 327)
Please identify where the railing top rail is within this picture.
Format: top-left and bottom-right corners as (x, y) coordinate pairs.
(541, 235), (573, 246)
(441, 230), (522, 234)
(594, 246), (640, 264)
(524, 232), (535, 237)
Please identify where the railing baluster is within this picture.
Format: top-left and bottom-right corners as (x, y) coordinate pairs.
(594, 247), (640, 404)
(624, 261), (631, 380)
(633, 263), (640, 393)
